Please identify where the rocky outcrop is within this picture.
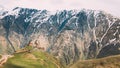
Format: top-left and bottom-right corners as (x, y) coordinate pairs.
(0, 7), (120, 65)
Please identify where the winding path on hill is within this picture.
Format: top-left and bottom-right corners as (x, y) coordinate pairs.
(0, 55), (13, 66)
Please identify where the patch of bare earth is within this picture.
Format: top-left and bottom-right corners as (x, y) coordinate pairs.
(0, 55), (13, 66)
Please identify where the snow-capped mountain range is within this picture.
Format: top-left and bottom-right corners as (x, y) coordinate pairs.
(0, 7), (120, 65)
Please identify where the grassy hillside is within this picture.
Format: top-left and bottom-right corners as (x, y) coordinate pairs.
(1, 50), (63, 68)
(0, 55), (1, 59)
(1, 47), (120, 68)
(69, 55), (120, 68)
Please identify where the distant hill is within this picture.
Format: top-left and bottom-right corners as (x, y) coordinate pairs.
(69, 55), (120, 68)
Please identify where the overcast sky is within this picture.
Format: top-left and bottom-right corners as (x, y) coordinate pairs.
(0, 0), (120, 17)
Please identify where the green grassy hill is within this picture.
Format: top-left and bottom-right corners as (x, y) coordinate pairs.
(1, 48), (120, 68)
(69, 55), (120, 68)
(1, 50), (63, 68)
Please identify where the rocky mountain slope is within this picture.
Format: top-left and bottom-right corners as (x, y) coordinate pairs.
(0, 7), (120, 65)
